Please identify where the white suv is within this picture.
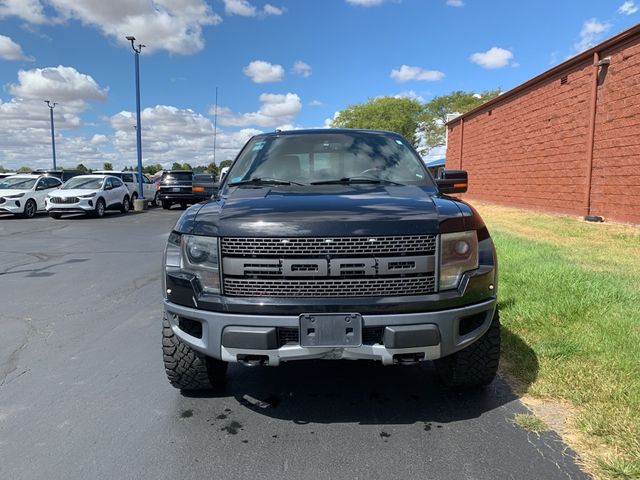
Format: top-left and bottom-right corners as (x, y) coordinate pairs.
(93, 170), (156, 205)
(46, 175), (130, 219)
(0, 174), (62, 218)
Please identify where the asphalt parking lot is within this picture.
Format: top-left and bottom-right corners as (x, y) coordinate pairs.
(0, 210), (587, 480)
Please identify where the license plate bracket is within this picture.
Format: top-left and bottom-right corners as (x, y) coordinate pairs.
(299, 313), (362, 348)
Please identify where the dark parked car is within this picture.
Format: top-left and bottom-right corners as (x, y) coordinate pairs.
(160, 129), (499, 392)
(157, 170), (195, 209)
(192, 173), (218, 201)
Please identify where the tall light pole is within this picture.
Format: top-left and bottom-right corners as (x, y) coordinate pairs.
(44, 100), (57, 170)
(213, 86), (218, 167)
(126, 35), (145, 199)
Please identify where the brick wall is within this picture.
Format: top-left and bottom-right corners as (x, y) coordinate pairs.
(446, 32), (640, 224)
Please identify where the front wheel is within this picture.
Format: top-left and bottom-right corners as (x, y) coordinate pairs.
(94, 198), (106, 218)
(162, 315), (227, 390)
(22, 199), (37, 218)
(120, 196), (130, 214)
(434, 310), (501, 388)
(162, 200), (172, 210)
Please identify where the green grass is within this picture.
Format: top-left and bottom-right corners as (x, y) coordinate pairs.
(513, 413), (549, 433)
(476, 203), (640, 479)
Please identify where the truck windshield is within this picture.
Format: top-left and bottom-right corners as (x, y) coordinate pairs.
(227, 132), (434, 187)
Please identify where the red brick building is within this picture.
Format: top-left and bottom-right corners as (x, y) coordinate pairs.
(446, 24), (640, 224)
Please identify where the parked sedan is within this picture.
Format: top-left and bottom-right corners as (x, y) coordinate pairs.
(45, 175), (131, 219)
(0, 174), (62, 218)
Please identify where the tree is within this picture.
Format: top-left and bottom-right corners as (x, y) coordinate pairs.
(103, 162), (113, 171)
(330, 96), (425, 147)
(17, 166), (32, 173)
(171, 162), (182, 170)
(219, 160), (233, 169)
(420, 89), (501, 152)
(143, 164), (163, 175)
(181, 163), (193, 171)
(76, 163), (89, 173)
(206, 162), (219, 176)
(0, 165), (7, 173)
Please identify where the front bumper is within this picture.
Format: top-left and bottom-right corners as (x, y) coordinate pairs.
(0, 198), (24, 214)
(46, 200), (94, 213)
(163, 298), (496, 366)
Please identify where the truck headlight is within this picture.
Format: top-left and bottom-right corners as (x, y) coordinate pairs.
(163, 232), (220, 294)
(439, 231), (478, 290)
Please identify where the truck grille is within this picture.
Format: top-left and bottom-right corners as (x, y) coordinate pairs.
(221, 235), (438, 298)
(223, 276), (435, 297)
(50, 196), (78, 204)
(221, 235), (436, 256)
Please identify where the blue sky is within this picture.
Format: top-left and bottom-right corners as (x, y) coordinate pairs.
(0, 0), (638, 170)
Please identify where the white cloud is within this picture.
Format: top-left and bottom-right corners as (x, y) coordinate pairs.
(8, 65), (108, 103)
(394, 90), (425, 102)
(91, 134), (108, 144)
(263, 4), (285, 15)
(223, 0), (256, 16)
(346, 0), (385, 6)
(0, 34), (31, 61)
(243, 60), (284, 83)
(308, 100), (323, 107)
(215, 93), (302, 128)
(390, 65), (445, 83)
(292, 60), (312, 78)
(470, 47), (515, 69)
(618, 1), (638, 15)
(0, 0), (48, 24)
(575, 18), (611, 52)
(111, 105), (261, 165)
(0, 66), (113, 169)
(446, 0), (464, 7)
(1, 0), (222, 55)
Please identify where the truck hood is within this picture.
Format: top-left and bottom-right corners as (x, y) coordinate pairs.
(179, 184), (470, 237)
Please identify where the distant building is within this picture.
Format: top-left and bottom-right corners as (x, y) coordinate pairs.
(446, 24), (640, 224)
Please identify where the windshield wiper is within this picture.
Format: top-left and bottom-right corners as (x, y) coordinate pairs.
(228, 177), (304, 187)
(310, 177), (404, 186)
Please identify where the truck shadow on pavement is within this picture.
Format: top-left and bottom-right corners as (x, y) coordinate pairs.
(185, 329), (538, 427)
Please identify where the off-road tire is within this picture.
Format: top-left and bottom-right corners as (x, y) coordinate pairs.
(162, 315), (227, 391)
(162, 200), (172, 210)
(434, 310), (500, 388)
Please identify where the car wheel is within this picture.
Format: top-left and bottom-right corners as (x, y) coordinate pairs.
(434, 310), (501, 389)
(180, 202), (188, 209)
(22, 199), (37, 218)
(152, 192), (162, 208)
(94, 198), (106, 218)
(120, 195), (130, 214)
(162, 314), (227, 391)
(162, 200), (172, 210)
(49, 212), (62, 219)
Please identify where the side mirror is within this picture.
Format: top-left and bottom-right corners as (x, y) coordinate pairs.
(436, 170), (468, 194)
(36, 184), (46, 191)
(104, 184), (113, 191)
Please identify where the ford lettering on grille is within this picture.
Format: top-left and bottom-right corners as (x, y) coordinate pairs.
(220, 236), (438, 297)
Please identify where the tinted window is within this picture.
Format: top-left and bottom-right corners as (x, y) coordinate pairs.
(229, 133), (433, 186)
(112, 178), (123, 187)
(122, 173), (134, 183)
(162, 172), (192, 182)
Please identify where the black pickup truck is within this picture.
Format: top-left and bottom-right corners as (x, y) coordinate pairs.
(161, 129), (499, 391)
(158, 171), (216, 209)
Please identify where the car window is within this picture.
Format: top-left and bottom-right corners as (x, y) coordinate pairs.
(0, 177), (37, 190)
(112, 177), (123, 188)
(142, 175), (151, 184)
(63, 177), (104, 190)
(44, 177), (61, 188)
(162, 172), (192, 182)
(104, 178), (113, 189)
(122, 173), (134, 183)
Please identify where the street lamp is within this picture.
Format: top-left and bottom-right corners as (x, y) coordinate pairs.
(44, 100), (57, 170)
(126, 35), (146, 199)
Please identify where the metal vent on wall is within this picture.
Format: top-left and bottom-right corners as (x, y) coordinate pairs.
(560, 76), (568, 85)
